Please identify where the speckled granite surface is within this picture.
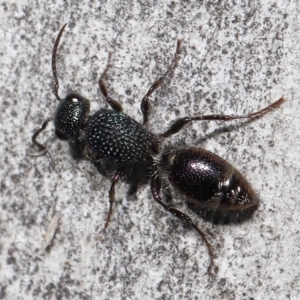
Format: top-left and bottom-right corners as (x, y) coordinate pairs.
(0, 1), (299, 299)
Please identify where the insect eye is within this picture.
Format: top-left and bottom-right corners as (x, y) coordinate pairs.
(65, 93), (86, 103)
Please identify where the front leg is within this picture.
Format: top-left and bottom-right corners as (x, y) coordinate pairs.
(31, 117), (55, 168)
(150, 171), (215, 274)
(99, 52), (123, 112)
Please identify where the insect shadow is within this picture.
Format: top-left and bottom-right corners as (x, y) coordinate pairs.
(32, 24), (285, 274)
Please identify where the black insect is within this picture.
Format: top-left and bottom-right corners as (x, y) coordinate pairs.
(32, 24), (284, 274)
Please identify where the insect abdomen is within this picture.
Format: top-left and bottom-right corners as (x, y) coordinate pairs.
(160, 147), (259, 224)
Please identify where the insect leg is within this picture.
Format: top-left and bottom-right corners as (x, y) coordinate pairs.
(150, 171), (215, 274)
(99, 53), (123, 112)
(160, 97), (284, 138)
(140, 40), (182, 125)
(31, 117), (55, 168)
(98, 166), (127, 238)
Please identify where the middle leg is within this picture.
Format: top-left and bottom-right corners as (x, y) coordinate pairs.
(98, 166), (127, 239)
(140, 40), (182, 125)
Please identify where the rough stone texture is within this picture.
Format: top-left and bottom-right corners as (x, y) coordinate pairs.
(0, 1), (298, 299)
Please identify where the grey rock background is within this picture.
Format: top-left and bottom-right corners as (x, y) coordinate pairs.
(0, 1), (299, 299)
